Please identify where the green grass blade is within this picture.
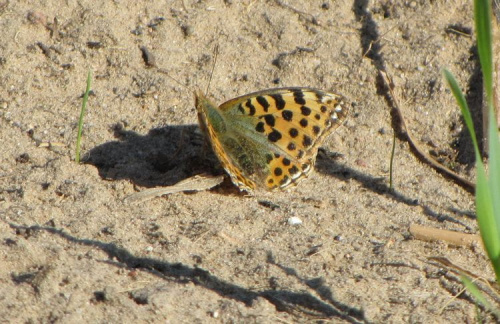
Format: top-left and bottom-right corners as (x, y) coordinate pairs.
(475, 0), (493, 104)
(443, 69), (481, 159)
(474, 0), (500, 283)
(75, 70), (92, 163)
(475, 160), (500, 281)
(443, 71), (500, 281)
(486, 104), (500, 279)
(461, 275), (500, 317)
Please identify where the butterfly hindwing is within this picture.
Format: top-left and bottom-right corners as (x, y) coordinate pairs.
(196, 91), (258, 191)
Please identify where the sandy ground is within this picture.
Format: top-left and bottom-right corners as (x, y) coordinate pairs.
(1, 0), (497, 322)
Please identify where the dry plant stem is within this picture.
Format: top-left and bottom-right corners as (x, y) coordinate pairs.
(429, 256), (500, 296)
(409, 224), (482, 247)
(123, 174), (224, 203)
(380, 71), (476, 193)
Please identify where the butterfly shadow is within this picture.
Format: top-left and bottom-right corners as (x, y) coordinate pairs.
(84, 123), (234, 191)
(315, 150), (474, 226)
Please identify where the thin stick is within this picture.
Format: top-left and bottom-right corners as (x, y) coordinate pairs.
(380, 70), (475, 193)
(389, 132), (396, 191)
(206, 44), (219, 95)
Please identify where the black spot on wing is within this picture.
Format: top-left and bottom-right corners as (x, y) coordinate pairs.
(264, 114), (275, 127)
(268, 130), (282, 142)
(289, 165), (299, 175)
(270, 94), (286, 110)
(256, 96), (270, 112)
(256, 122), (265, 133)
(300, 106), (311, 116)
(282, 110), (293, 121)
(246, 99), (256, 115)
(303, 135), (312, 147)
(289, 128), (299, 138)
(293, 90), (306, 105)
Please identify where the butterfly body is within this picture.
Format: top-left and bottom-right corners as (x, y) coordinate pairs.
(195, 87), (348, 192)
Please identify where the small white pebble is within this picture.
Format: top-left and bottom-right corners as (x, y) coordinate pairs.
(287, 217), (303, 226)
(145, 246), (153, 252)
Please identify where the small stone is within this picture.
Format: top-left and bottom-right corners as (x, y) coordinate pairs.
(181, 24), (193, 37)
(93, 287), (115, 303)
(287, 217), (303, 226)
(15, 153), (30, 164)
(129, 288), (150, 305)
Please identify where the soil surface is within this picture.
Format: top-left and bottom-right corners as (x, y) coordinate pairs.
(0, 0), (496, 323)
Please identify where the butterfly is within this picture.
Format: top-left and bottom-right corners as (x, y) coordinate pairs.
(195, 87), (348, 192)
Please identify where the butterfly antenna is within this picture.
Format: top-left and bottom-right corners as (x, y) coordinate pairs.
(157, 68), (191, 92)
(205, 44), (219, 95)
